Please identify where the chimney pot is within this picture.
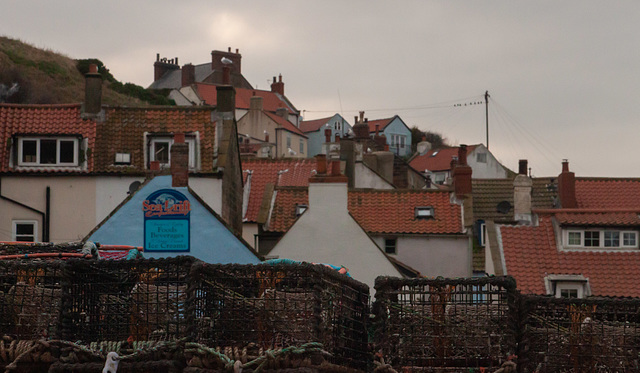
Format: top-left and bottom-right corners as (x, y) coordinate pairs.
(228, 47), (231, 52)
(458, 144), (468, 166)
(156, 53), (160, 61)
(558, 159), (577, 208)
(354, 116), (358, 123)
(89, 64), (98, 73)
(518, 159), (528, 175)
(236, 48), (239, 53)
(562, 159), (569, 172)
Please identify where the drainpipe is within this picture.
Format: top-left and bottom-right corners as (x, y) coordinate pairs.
(0, 177), (48, 242)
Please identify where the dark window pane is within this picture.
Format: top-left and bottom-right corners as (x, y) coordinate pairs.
(385, 238), (396, 254)
(40, 139), (57, 164)
(16, 223), (34, 235)
(584, 231), (600, 247)
(60, 140), (75, 163)
(154, 142), (169, 163)
(22, 140), (37, 163)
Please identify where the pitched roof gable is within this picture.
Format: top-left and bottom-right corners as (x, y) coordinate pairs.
(266, 188), (463, 235)
(299, 117), (332, 133)
(263, 111), (306, 137)
(409, 145), (479, 172)
(367, 117), (394, 133)
(0, 103), (97, 173)
(242, 159), (316, 223)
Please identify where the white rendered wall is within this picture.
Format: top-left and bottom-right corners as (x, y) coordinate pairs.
(354, 163), (394, 190)
(95, 176), (145, 224)
(270, 181), (403, 292)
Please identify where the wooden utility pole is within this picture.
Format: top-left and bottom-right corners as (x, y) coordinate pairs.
(485, 90), (490, 149)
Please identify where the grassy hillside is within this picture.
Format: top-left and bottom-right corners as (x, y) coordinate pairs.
(0, 36), (170, 106)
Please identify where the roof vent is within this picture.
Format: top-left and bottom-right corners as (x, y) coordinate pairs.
(497, 201), (512, 214)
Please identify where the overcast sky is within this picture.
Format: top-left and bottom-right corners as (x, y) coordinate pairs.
(2, 1), (639, 177)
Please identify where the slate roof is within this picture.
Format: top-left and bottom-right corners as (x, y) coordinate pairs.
(0, 104), (97, 173)
(266, 188), (463, 235)
(499, 215), (640, 297)
(148, 63), (212, 90)
(472, 177), (556, 222)
(299, 117), (332, 133)
(242, 159), (316, 223)
(409, 145), (479, 173)
(193, 83), (298, 115)
(93, 106), (216, 174)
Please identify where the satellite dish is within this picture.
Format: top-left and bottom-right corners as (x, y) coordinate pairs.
(496, 201), (512, 214)
(128, 181), (142, 195)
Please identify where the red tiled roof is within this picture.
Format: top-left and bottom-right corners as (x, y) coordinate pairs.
(367, 118), (393, 133)
(267, 188), (463, 235)
(194, 83), (297, 114)
(555, 211), (640, 226)
(409, 145), (478, 173)
(300, 117), (331, 133)
(576, 178), (640, 209)
(264, 112), (307, 137)
(242, 159), (316, 222)
(94, 106), (216, 173)
(0, 104), (97, 173)
(500, 215), (640, 297)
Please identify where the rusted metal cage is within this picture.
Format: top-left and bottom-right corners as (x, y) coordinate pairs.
(62, 257), (197, 343)
(190, 261), (370, 371)
(372, 276), (518, 371)
(0, 260), (66, 340)
(520, 295), (640, 372)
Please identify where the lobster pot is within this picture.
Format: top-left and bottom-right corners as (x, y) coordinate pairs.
(521, 296), (640, 372)
(373, 276), (517, 371)
(191, 262), (370, 371)
(62, 257), (197, 342)
(0, 261), (66, 340)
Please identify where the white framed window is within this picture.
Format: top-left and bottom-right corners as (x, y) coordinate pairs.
(114, 153), (131, 165)
(556, 283), (584, 299)
(479, 222), (487, 247)
(149, 137), (197, 169)
(299, 139), (304, 154)
(286, 134), (292, 148)
(476, 153), (487, 163)
(17, 137), (79, 166)
(12, 220), (38, 242)
(434, 173), (446, 185)
(415, 206), (434, 219)
(563, 229), (638, 249)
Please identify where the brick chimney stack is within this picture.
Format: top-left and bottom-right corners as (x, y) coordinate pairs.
(558, 159), (577, 208)
(84, 64), (103, 116)
(154, 54), (180, 82)
(211, 48), (242, 74)
(352, 111), (370, 139)
(453, 145), (472, 196)
(181, 63), (195, 87)
(271, 74), (285, 95)
(171, 133), (189, 187)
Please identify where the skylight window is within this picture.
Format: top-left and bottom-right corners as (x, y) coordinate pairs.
(415, 206), (434, 219)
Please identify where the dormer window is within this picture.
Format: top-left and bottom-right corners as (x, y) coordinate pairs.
(17, 137), (79, 166)
(564, 229), (638, 249)
(544, 274), (591, 299)
(148, 135), (197, 169)
(415, 206), (435, 219)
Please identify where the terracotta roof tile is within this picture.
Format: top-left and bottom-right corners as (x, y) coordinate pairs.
(0, 104), (97, 173)
(242, 159), (316, 222)
(500, 215), (640, 297)
(93, 106), (216, 173)
(194, 83), (297, 114)
(409, 145), (478, 172)
(472, 177), (556, 221)
(299, 117), (332, 133)
(367, 118), (393, 133)
(267, 188), (463, 235)
(555, 211), (640, 226)
(576, 178), (640, 209)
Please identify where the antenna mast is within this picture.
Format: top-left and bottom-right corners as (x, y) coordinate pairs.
(485, 90), (490, 149)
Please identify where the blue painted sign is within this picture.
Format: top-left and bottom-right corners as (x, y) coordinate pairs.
(143, 189), (191, 252)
